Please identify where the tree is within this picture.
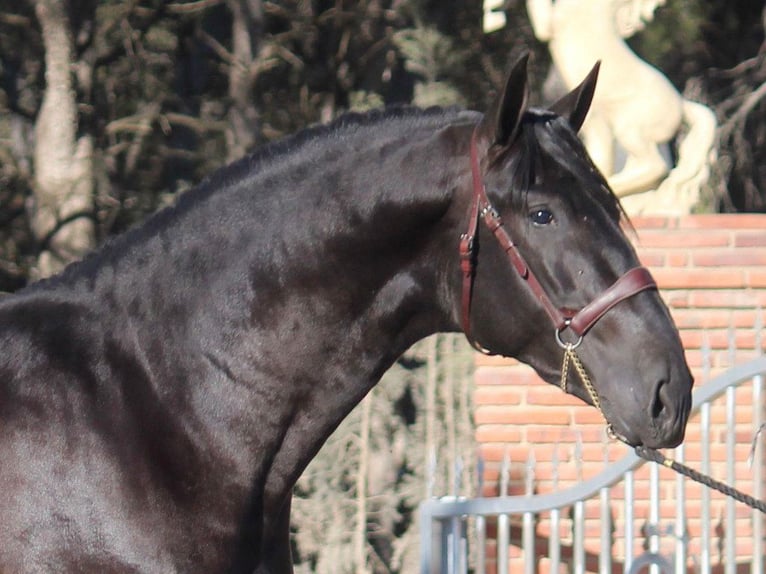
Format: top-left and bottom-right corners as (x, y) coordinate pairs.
(28, 0), (95, 278)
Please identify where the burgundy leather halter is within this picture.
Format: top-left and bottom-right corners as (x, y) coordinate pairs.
(460, 128), (658, 354)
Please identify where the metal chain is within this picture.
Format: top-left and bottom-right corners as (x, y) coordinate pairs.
(560, 344), (766, 515)
(560, 344), (617, 440)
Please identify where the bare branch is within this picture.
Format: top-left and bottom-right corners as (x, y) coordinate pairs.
(165, 0), (225, 14)
(720, 80), (766, 140)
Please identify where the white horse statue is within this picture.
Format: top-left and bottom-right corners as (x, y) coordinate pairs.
(527, 0), (717, 215)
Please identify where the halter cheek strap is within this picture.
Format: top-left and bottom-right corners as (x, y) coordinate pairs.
(460, 128), (657, 354)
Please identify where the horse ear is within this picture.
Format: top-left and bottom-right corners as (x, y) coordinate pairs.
(550, 61), (600, 132)
(481, 52), (530, 147)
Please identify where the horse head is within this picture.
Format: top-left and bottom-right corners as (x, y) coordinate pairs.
(462, 54), (692, 449)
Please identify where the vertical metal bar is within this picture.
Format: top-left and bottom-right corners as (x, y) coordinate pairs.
(701, 401), (712, 574)
(497, 513), (509, 574)
(523, 450), (536, 574)
(574, 500), (585, 574)
(600, 436), (611, 574)
(451, 459), (464, 573)
(522, 511), (534, 574)
(725, 384), (736, 574)
(475, 456), (486, 574)
(649, 458), (660, 574)
(726, 325), (736, 574)
(675, 442), (687, 574)
(475, 515), (486, 574)
(446, 519), (455, 574)
(419, 504), (433, 574)
(599, 486), (611, 574)
(497, 447), (510, 574)
(450, 515), (462, 574)
(752, 313), (763, 574)
(574, 434), (585, 574)
(549, 446), (561, 573)
(701, 337), (712, 574)
(753, 371), (763, 574)
(459, 524), (468, 574)
(624, 470), (635, 572)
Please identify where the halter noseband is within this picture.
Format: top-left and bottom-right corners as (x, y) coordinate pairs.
(460, 127), (657, 354)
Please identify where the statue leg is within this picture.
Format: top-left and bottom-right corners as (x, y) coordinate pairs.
(581, 115), (615, 177)
(608, 129), (669, 197)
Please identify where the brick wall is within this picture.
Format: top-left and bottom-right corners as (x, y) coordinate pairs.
(474, 214), (766, 571)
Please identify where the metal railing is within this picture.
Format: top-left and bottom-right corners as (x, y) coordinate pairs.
(420, 352), (765, 574)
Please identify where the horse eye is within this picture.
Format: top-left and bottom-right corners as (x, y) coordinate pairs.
(529, 208), (554, 226)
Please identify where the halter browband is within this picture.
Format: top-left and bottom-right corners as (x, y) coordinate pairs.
(460, 127), (657, 354)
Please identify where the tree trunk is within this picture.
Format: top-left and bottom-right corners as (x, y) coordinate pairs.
(226, 0), (262, 161)
(353, 392), (372, 574)
(30, 0), (94, 279)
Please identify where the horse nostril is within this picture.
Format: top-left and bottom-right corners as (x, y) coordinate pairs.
(639, 364), (692, 449)
(650, 379), (669, 421)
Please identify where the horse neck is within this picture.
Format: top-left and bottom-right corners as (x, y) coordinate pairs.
(2, 116), (477, 559)
(246, 117), (474, 361)
(44, 115), (474, 377)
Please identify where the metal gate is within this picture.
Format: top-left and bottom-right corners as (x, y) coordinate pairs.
(419, 353), (765, 574)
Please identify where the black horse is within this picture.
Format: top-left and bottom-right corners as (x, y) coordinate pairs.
(0, 56), (692, 573)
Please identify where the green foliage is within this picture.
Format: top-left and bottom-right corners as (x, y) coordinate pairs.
(394, 26), (463, 82)
(626, 0), (708, 81)
(394, 25), (466, 107)
(348, 91), (385, 112)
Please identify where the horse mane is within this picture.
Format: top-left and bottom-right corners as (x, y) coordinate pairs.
(506, 108), (625, 223)
(21, 104), (622, 294)
(190, 105), (467, 206)
(21, 106), (472, 293)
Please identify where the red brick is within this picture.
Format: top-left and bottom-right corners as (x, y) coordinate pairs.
(679, 329), (757, 350)
(476, 405), (570, 426)
(634, 230), (732, 248)
(666, 251), (691, 267)
(687, 290), (764, 308)
(525, 427), (580, 444)
(476, 366), (545, 388)
(475, 353), (518, 367)
(637, 252), (665, 267)
(479, 443), (536, 464)
(663, 291), (690, 308)
(671, 309), (761, 330)
(734, 231), (766, 247)
(476, 425), (524, 443)
(476, 366), (519, 386)
(474, 386), (524, 405)
(747, 270), (766, 288)
(651, 269), (747, 289)
(572, 408), (609, 425)
(678, 214), (766, 229)
(629, 216), (674, 230)
(526, 385), (584, 406)
(692, 249), (766, 267)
